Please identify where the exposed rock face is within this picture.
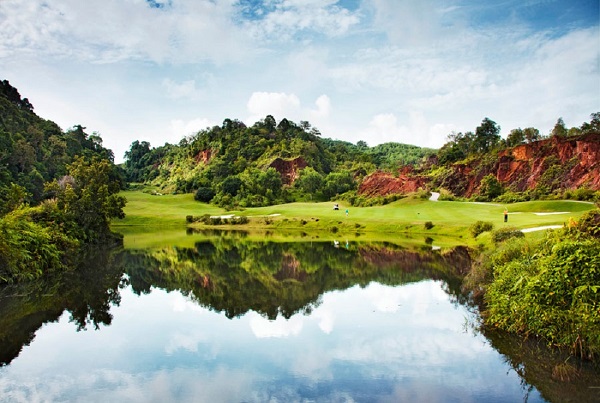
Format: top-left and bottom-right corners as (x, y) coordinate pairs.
(493, 134), (600, 192)
(359, 133), (600, 198)
(358, 166), (427, 197)
(195, 149), (213, 164)
(269, 157), (308, 185)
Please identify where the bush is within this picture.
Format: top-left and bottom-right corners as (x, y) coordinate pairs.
(491, 226), (524, 243)
(424, 221), (434, 230)
(564, 188), (599, 202)
(495, 191), (528, 203)
(571, 209), (600, 238)
(470, 221), (494, 237)
(194, 187), (215, 203)
(485, 235), (600, 359)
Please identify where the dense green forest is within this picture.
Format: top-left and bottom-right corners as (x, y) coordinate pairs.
(0, 80), (125, 283)
(123, 116), (436, 208)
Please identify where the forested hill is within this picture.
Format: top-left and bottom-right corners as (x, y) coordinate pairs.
(123, 117), (435, 208)
(0, 80), (119, 212)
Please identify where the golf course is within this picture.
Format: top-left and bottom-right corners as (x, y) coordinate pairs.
(112, 189), (596, 247)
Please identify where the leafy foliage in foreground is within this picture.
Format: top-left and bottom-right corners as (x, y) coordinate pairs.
(0, 80), (126, 284)
(481, 209), (600, 360)
(0, 157), (126, 284)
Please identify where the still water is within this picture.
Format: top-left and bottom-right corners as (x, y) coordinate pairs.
(0, 232), (596, 402)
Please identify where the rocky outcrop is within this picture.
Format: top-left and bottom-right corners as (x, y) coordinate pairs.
(360, 134), (600, 198)
(194, 149), (213, 164)
(358, 166), (427, 197)
(269, 157), (308, 185)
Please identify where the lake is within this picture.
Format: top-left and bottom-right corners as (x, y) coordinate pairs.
(0, 230), (598, 402)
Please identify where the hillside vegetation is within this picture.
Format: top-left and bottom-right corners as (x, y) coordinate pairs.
(124, 113), (600, 209)
(0, 80), (125, 283)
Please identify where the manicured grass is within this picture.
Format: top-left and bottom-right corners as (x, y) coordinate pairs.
(115, 191), (223, 226)
(112, 190), (595, 247)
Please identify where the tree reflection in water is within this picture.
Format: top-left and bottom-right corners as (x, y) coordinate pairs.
(1, 233), (598, 401)
(121, 238), (469, 320)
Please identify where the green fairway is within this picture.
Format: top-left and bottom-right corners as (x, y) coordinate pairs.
(112, 190), (595, 245)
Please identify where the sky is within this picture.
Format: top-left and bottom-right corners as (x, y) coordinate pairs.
(1, 0), (599, 163)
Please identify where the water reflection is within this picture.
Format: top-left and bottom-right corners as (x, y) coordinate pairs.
(121, 238), (470, 320)
(0, 246), (125, 366)
(0, 233), (598, 402)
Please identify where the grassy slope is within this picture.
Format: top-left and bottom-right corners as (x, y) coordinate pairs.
(112, 191), (595, 248)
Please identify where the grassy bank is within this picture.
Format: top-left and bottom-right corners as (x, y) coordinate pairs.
(112, 190), (594, 246)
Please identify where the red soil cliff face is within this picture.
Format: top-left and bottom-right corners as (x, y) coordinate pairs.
(269, 157), (308, 185)
(494, 134), (600, 194)
(194, 150), (213, 164)
(358, 166), (427, 197)
(359, 133), (600, 198)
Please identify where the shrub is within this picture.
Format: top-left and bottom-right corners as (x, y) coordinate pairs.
(496, 191), (528, 203)
(571, 209), (600, 238)
(424, 221), (434, 230)
(230, 216), (249, 225)
(491, 227), (524, 243)
(194, 187), (215, 203)
(470, 221), (494, 237)
(479, 174), (504, 200)
(485, 236), (600, 359)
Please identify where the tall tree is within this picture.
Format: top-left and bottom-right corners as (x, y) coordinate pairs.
(474, 118), (501, 153)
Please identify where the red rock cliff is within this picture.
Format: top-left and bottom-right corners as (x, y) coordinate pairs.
(358, 166), (427, 197)
(359, 133), (600, 197)
(269, 157), (308, 185)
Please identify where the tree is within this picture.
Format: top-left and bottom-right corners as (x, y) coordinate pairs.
(550, 118), (567, 138)
(323, 171), (356, 199)
(124, 140), (152, 182)
(580, 112), (600, 134)
(479, 174), (503, 201)
(474, 118), (501, 153)
(195, 187), (215, 203)
(296, 167), (324, 196)
(523, 127), (541, 143)
(221, 176), (243, 197)
(49, 157), (126, 242)
(257, 168), (282, 200)
(506, 128), (524, 147)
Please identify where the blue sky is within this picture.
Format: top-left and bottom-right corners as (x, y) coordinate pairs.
(1, 0), (598, 163)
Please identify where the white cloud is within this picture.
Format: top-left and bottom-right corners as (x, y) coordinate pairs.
(368, 0), (453, 46)
(242, 0), (361, 41)
(162, 78), (201, 100)
(249, 313), (304, 338)
(312, 307), (334, 334)
(1, 0), (597, 160)
(246, 91), (302, 121)
(0, 0), (252, 64)
(169, 118), (216, 140)
(310, 94), (332, 118)
(358, 111), (452, 148)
